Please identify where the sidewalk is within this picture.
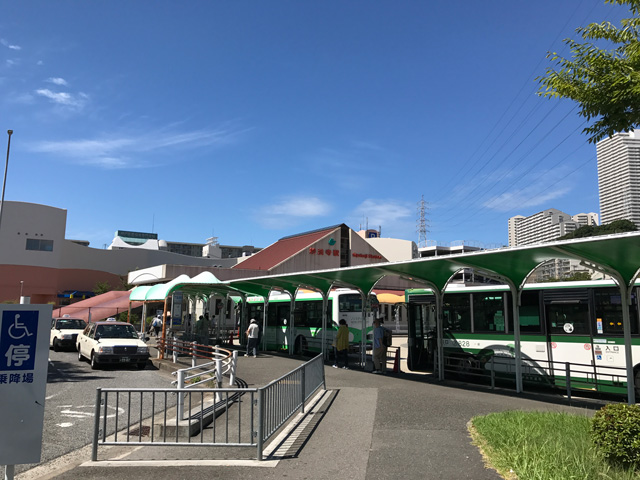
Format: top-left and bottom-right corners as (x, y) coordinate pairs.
(19, 342), (608, 480)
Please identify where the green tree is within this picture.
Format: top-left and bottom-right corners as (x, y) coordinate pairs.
(545, 271), (593, 282)
(93, 281), (112, 295)
(537, 0), (640, 143)
(557, 219), (637, 240)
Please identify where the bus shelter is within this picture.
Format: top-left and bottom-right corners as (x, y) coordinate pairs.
(131, 232), (640, 403)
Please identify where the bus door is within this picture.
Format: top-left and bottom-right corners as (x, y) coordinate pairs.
(407, 296), (436, 371)
(269, 303), (290, 352)
(590, 288), (638, 394)
(544, 289), (595, 389)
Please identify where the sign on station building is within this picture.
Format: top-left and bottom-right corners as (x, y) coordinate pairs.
(0, 304), (51, 465)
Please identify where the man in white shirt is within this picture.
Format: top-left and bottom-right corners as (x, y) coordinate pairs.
(245, 319), (259, 357)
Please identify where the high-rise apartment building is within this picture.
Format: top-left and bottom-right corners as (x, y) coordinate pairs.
(597, 130), (640, 225)
(508, 209), (599, 281)
(508, 209), (598, 247)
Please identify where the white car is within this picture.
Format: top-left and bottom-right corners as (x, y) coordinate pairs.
(77, 321), (149, 370)
(50, 316), (87, 352)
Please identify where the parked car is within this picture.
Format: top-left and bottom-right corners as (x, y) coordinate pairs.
(50, 316), (87, 352)
(77, 321), (149, 370)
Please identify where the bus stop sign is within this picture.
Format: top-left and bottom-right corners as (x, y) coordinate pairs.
(0, 305), (51, 465)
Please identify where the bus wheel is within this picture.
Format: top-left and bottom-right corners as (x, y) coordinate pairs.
(456, 356), (477, 380)
(294, 336), (307, 356)
(634, 368), (640, 399)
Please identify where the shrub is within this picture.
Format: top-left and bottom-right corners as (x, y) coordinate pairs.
(591, 403), (640, 467)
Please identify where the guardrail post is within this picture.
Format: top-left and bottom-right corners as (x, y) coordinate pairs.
(177, 370), (185, 420)
(229, 350), (238, 386)
(4, 464), (14, 480)
(257, 388), (265, 461)
(92, 388), (102, 461)
(192, 341), (197, 368)
(565, 362), (572, 402)
(300, 366), (306, 414)
(215, 358), (222, 403)
(490, 356), (495, 390)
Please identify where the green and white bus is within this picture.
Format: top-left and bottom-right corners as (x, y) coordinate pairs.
(246, 288), (379, 355)
(406, 280), (640, 396)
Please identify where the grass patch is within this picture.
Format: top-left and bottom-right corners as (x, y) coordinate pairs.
(470, 410), (640, 480)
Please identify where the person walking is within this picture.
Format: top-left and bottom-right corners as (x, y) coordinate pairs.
(334, 319), (350, 369)
(372, 318), (387, 374)
(151, 314), (163, 337)
(245, 318), (259, 357)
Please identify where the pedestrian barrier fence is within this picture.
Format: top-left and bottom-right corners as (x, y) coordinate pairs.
(171, 347), (238, 419)
(443, 353), (628, 401)
(157, 336), (234, 363)
(91, 354), (326, 461)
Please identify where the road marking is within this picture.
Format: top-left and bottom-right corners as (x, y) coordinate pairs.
(81, 459), (279, 468)
(58, 405), (123, 420)
(56, 422), (74, 428)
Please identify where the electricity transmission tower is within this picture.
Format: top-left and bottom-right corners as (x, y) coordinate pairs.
(417, 195), (430, 248)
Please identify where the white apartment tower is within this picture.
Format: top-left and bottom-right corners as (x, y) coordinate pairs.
(597, 130), (640, 225)
(508, 209), (598, 247)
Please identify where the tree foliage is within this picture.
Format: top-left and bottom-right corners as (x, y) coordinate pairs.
(545, 271), (593, 282)
(93, 281), (112, 296)
(537, 0), (640, 143)
(557, 219), (637, 240)
(93, 275), (131, 296)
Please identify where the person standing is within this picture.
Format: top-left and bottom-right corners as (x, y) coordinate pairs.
(196, 315), (210, 345)
(245, 318), (259, 357)
(335, 319), (350, 369)
(372, 318), (387, 374)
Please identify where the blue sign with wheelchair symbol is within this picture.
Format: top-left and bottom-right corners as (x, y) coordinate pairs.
(0, 310), (38, 371)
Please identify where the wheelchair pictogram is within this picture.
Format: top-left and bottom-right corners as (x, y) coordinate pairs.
(8, 314), (33, 340)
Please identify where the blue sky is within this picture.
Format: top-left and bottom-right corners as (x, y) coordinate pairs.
(0, 1), (629, 250)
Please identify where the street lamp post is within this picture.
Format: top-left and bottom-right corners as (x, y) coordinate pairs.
(0, 130), (14, 234)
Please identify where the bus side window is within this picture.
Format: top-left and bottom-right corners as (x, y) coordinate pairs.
(443, 293), (471, 332)
(547, 303), (590, 335)
(473, 293), (506, 333)
(594, 288), (639, 335)
(519, 290), (542, 333)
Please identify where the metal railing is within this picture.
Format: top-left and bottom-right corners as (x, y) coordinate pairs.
(157, 336), (234, 364)
(257, 353), (325, 459)
(443, 353), (628, 400)
(171, 349), (239, 419)
(91, 354), (326, 461)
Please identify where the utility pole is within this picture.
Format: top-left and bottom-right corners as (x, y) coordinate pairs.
(0, 130), (13, 234)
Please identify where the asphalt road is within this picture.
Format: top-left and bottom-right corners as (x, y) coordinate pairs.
(10, 347), (175, 475)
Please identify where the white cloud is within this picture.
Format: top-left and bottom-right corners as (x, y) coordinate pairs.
(29, 125), (242, 170)
(479, 165), (577, 213)
(0, 39), (21, 50)
(482, 186), (572, 212)
(35, 88), (88, 108)
(256, 196), (332, 229)
(351, 199), (413, 232)
(47, 77), (68, 86)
